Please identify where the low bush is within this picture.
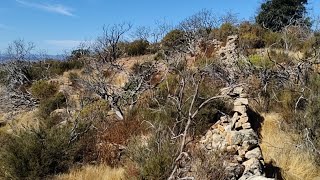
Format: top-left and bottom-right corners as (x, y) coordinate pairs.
(192, 77), (232, 135)
(248, 54), (273, 68)
(30, 80), (58, 100)
(28, 60), (84, 81)
(313, 32), (320, 48)
(126, 130), (179, 180)
(268, 50), (291, 64)
(125, 39), (150, 56)
(95, 108), (146, 166)
(262, 31), (281, 48)
(0, 124), (79, 179)
(80, 100), (110, 122)
(239, 22), (265, 49)
(153, 51), (165, 61)
(78, 101), (147, 166)
(46, 60), (84, 76)
(194, 57), (216, 68)
(0, 69), (7, 84)
(211, 23), (238, 42)
(161, 29), (185, 49)
(38, 92), (66, 118)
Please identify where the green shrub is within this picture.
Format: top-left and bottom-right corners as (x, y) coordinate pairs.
(28, 60), (84, 81)
(30, 80), (58, 100)
(263, 31), (281, 47)
(211, 23), (238, 42)
(0, 69), (8, 84)
(249, 54), (273, 68)
(47, 60), (83, 76)
(0, 125), (79, 179)
(161, 29), (185, 49)
(126, 131), (178, 180)
(154, 51), (165, 61)
(239, 22), (265, 49)
(156, 73), (179, 106)
(194, 57), (216, 68)
(80, 100), (109, 122)
(38, 92), (66, 118)
(300, 32), (320, 56)
(268, 50), (291, 64)
(126, 40), (150, 56)
(148, 43), (161, 54)
(313, 32), (320, 48)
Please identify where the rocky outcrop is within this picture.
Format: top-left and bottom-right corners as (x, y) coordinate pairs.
(217, 35), (239, 63)
(199, 86), (273, 180)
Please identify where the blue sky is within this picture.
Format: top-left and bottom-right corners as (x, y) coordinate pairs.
(1, 0), (320, 55)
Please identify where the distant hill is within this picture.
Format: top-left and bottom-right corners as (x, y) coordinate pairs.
(0, 54), (66, 62)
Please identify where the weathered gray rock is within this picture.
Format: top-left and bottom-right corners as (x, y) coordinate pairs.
(240, 93), (249, 98)
(227, 145), (238, 153)
(234, 105), (247, 114)
(234, 98), (249, 106)
(233, 86), (243, 95)
(245, 147), (263, 160)
(224, 124), (232, 132)
(221, 115), (229, 123)
(241, 158), (264, 179)
(200, 130), (213, 143)
(235, 121), (243, 130)
(242, 122), (252, 129)
(236, 155), (244, 162)
(227, 129), (258, 145)
(238, 149), (247, 158)
(205, 143), (213, 150)
(239, 115), (249, 123)
(225, 163), (245, 180)
(211, 133), (225, 149)
(242, 140), (259, 151)
(231, 112), (240, 129)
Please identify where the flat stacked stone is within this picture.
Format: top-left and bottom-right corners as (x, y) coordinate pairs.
(199, 86), (274, 180)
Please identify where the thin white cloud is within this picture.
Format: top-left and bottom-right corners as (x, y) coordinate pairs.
(45, 40), (82, 48)
(16, 0), (75, 17)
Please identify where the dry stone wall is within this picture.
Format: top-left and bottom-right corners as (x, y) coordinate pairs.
(200, 86), (274, 180)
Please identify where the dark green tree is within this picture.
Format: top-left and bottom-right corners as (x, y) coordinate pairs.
(256, 0), (309, 31)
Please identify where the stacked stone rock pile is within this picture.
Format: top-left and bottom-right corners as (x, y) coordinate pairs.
(217, 35), (239, 62)
(200, 86), (274, 180)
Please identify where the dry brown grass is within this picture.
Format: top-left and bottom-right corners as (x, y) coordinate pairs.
(0, 110), (39, 134)
(117, 55), (154, 70)
(56, 164), (126, 180)
(260, 113), (320, 180)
